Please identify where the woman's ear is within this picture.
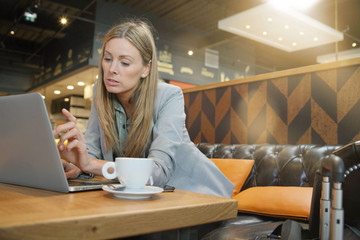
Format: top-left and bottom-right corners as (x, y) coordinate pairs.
(142, 60), (151, 78)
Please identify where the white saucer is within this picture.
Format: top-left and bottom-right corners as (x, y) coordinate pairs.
(102, 185), (164, 200)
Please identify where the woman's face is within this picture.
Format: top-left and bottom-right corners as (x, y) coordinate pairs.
(102, 38), (150, 102)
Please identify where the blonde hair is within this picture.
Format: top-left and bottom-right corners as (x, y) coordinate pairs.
(95, 19), (158, 157)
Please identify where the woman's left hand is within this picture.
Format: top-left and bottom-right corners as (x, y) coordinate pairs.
(62, 159), (82, 179)
(53, 108), (92, 171)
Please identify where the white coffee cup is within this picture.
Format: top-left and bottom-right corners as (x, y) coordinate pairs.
(102, 157), (153, 189)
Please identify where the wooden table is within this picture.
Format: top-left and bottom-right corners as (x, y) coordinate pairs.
(0, 182), (238, 239)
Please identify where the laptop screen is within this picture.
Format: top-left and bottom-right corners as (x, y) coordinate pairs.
(0, 93), (70, 192)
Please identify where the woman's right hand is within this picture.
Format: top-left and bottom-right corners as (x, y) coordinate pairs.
(53, 108), (92, 172)
(62, 159), (82, 179)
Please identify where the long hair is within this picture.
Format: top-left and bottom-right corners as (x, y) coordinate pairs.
(95, 19), (158, 157)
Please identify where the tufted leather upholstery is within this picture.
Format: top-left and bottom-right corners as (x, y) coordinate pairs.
(196, 143), (341, 191)
(195, 143), (359, 240)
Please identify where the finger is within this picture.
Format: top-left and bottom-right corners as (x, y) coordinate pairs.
(61, 159), (68, 166)
(58, 142), (66, 152)
(62, 108), (77, 123)
(62, 158), (73, 167)
(65, 171), (72, 179)
(62, 159), (72, 170)
(53, 121), (76, 136)
(64, 139), (79, 152)
(60, 128), (80, 142)
(65, 139), (87, 153)
(65, 169), (80, 179)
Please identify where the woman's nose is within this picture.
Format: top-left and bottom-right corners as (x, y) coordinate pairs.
(109, 61), (118, 74)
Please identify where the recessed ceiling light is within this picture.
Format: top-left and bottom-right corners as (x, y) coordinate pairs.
(314, 37), (318, 41)
(60, 17), (67, 25)
(263, 31), (267, 36)
(218, 3), (343, 52)
(67, 85), (74, 90)
(54, 90), (61, 94)
(245, 25), (251, 29)
(299, 31), (304, 35)
(77, 82), (85, 86)
(292, 42), (297, 46)
(268, 18), (272, 22)
(64, 98), (70, 102)
(352, 42), (357, 47)
(278, 37), (283, 41)
(188, 50), (194, 56)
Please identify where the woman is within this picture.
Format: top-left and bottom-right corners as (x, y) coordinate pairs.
(54, 19), (234, 198)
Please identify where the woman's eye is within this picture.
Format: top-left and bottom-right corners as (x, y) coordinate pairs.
(103, 57), (111, 62)
(121, 62), (130, 66)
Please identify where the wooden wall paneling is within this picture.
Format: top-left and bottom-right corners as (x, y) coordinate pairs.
(336, 66), (360, 143)
(186, 91), (202, 142)
(230, 84), (248, 144)
(287, 74), (312, 144)
(201, 89), (216, 143)
(183, 59), (360, 145)
(266, 77), (288, 144)
(247, 82), (267, 144)
(215, 87), (231, 143)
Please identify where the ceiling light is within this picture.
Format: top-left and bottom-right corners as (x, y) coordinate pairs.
(54, 90), (61, 94)
(24, 10), (37, 22)
(64, 98), (70, 102)
(218, 3), (344, 52)
(9, 27), (16, 35)
(188, 50), (194, 56)
(317, 48), (360, 63)
(352, 42), (357, 47)
(269, 0), (319, 10)
(67, 85), (74, 90)
(60, 17), (68, 25)
(84, 85), (93, 100)
(77, 82), (85, 86)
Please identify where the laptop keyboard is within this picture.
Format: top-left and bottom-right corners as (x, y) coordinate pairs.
(68, 178), (119, 186)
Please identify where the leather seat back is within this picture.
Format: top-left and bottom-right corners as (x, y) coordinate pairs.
(196, 143), (340, 190)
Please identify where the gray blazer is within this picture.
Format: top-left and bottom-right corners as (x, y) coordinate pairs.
(85, 81), (234, 198)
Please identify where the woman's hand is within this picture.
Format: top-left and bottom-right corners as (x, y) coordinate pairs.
(53, 108), (92, 172)
(62, 159), (82, 179)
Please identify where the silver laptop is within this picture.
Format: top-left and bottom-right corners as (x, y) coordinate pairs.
(0, 93), (116, 192)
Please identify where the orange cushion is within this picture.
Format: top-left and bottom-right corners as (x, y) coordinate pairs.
(232, 186), (313, 221)
(211, 158), (254, 197)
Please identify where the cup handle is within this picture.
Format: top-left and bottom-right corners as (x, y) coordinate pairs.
(102, 162), (117, 179)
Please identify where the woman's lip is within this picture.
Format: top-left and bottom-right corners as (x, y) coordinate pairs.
(106, 78), (119, 86)
(108, 78), (119, 82)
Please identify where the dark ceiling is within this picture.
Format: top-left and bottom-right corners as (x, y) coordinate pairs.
(0, 0), (359, 93)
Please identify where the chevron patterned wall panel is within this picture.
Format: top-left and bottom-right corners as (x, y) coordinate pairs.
(184, 64), (360, 145)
